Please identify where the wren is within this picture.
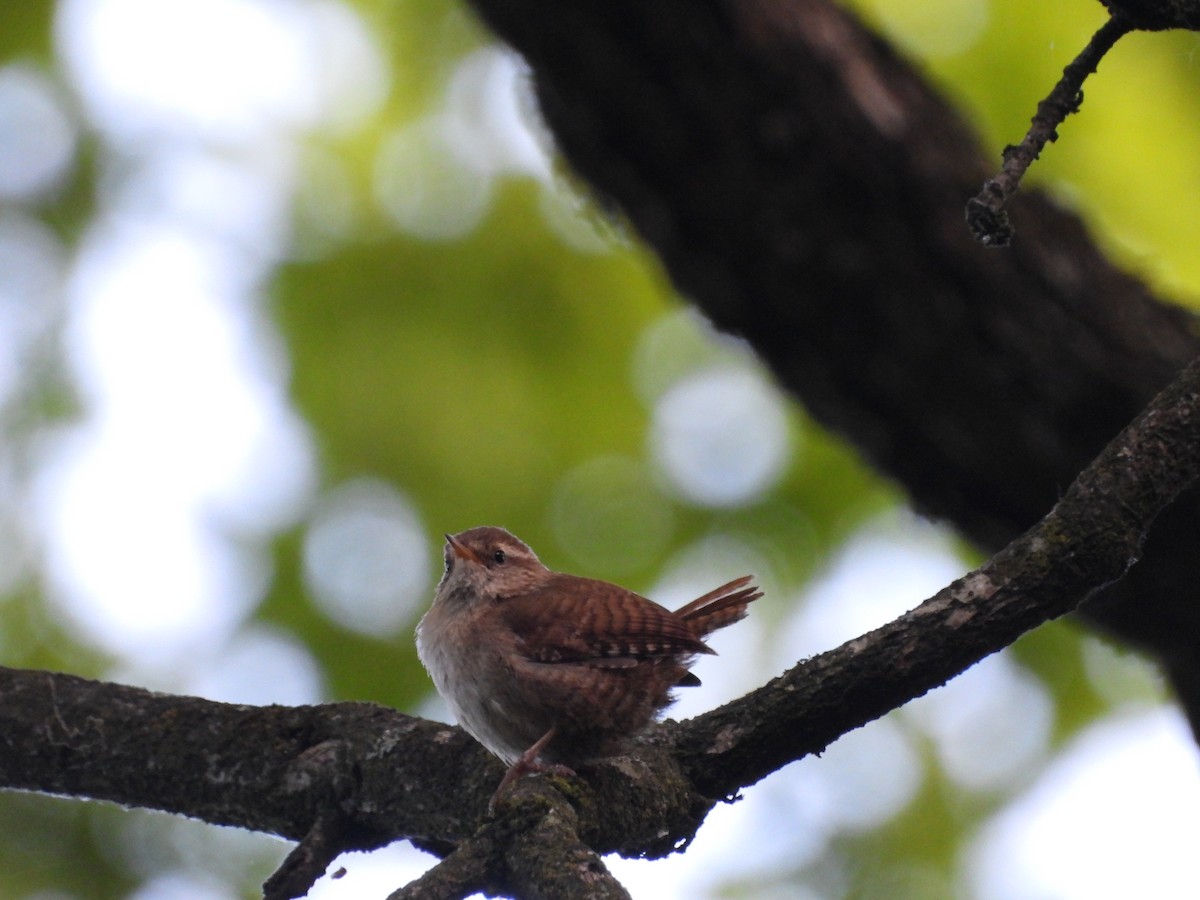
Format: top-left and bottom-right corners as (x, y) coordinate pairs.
(416, 526), (762, 800)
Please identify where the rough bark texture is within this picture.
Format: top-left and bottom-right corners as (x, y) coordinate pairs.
(386, 779), (632, 900)
(0, 666), (711, 895)
(466, 0), (1200, 729)
(0, 669), (488, 848)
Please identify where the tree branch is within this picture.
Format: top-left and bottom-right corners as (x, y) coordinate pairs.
(678, 352), (1200, 795)
(0, 668), (491, 846)
(0, 666), (709, 886)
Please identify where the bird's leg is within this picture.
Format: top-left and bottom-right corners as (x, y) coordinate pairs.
(489, 725), (576, 811)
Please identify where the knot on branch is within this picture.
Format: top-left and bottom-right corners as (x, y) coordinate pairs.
(264, 739), (362, 900)
(390, 778), (630, 899)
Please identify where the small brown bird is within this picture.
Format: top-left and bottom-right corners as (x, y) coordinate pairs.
(416, 526), (762, 799)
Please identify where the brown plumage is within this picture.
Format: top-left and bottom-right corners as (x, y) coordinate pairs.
(416, 526), (762, 798)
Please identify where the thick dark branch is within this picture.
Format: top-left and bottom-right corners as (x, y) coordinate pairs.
(0, 668), (494, 847)
(1098, 0), (1200, 29)
(465, 0), (1200, 728)
(679, 352), (1200, 795)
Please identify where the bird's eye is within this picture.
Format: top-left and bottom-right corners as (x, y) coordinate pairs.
(492, 549), (507, 564)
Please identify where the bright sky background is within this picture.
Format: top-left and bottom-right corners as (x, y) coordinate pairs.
(7, 0), (1199, 896)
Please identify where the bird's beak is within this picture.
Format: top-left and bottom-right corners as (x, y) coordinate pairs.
(445, 532), (483, 564)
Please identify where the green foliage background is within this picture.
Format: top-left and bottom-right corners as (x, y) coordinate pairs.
(0, 0), (1194, 897)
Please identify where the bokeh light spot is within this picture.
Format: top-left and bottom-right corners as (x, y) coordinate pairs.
(57, 0), (383, 142)
(787, 716), (923, 833)
(1081, 634), (1167, 706)
(0, 64), (77, 200)
(968, 708), (1200, 899)
(0, 213), (66, 405)
(631, 308), (754, 408)
(780, 513), (966, 660)
(651, 365), (794, 507)
(904, 652), (1052, 792)
(183, 624), (325, 706)
(303, 478), (431, 637)
(373, 116), (494, 240)
(440, 46), (548, 179)
(34, 218), (313, 665)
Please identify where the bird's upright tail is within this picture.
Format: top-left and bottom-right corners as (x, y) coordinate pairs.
(676, 575), (762, 639)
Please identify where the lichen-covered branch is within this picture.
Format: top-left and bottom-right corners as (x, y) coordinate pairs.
(0, 668), (492, 846)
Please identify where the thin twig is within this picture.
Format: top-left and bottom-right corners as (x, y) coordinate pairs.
(966, 14), (1133, 245)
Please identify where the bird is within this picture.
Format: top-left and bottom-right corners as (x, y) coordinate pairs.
(416, 525), (762, 800)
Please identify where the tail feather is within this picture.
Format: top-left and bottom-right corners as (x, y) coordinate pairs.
(676, 575), (762, 639)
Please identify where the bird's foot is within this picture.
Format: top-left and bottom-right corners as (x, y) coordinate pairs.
(488, 727), (576, 813)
